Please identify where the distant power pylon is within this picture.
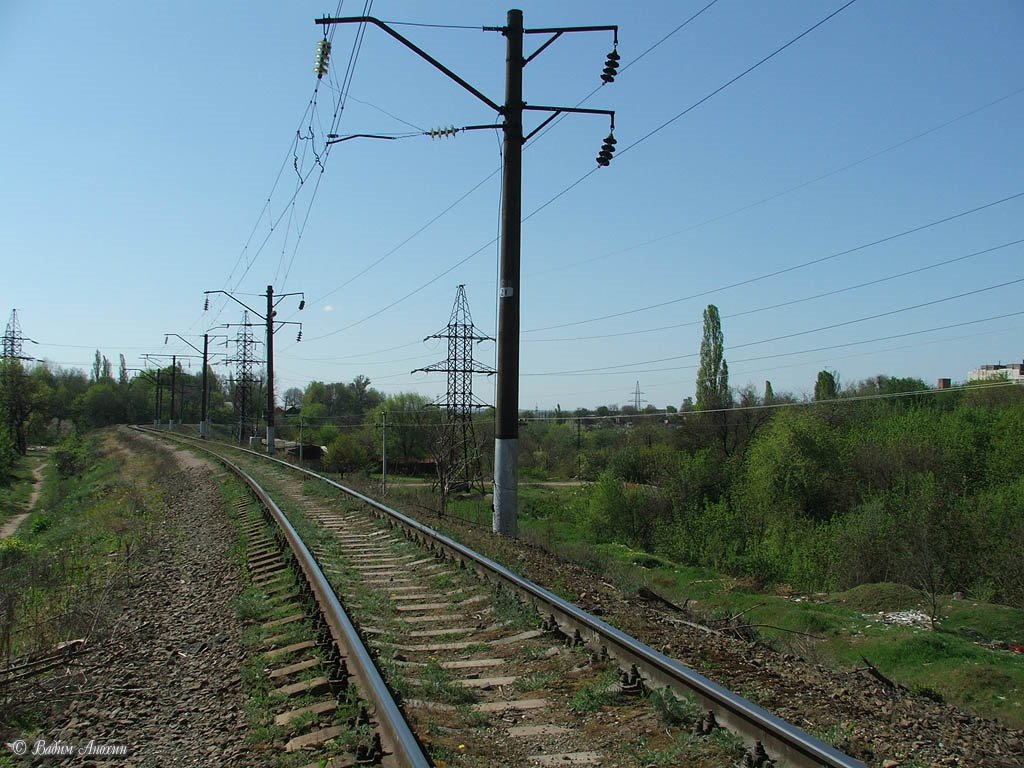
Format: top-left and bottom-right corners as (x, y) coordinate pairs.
(2, 310), (32, 361)
(224, 312), (263, 445)
(630, 381), (646, 411)
(413, 285), (495, 503)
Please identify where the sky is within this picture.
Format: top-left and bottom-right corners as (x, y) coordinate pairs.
(2, 0), (1022, 411)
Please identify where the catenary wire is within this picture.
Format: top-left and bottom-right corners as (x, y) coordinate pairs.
(309, 0), (863, 337)
(529, 83), (1024, 280)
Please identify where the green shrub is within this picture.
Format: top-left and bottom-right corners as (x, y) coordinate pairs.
(0, 425), (18, 484)
(53, 435), (87, 478)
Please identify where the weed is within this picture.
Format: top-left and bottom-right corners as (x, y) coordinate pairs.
(491, 589), (539, 628)
(417, 660), (478, 705)
(513, 671), (557, 692)
(568, 670), (620, 713)
(646, 686), (700, 726)
(29, 515), (51, 534)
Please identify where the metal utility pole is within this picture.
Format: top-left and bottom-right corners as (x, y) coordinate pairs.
(204, 286), (303, 454)
(314, 10), (617, 536)
(143, 353), (195, 430)
(165, 331), (227, 439)
(381, 410), (387, 496)
(154, 370), (162, 427)
(169, 355), (177, 430)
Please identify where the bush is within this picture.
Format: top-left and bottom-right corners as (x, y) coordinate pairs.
(323, 432), (371, 474)
(53, 435), (88, 478)
(0, 426), (17, 485)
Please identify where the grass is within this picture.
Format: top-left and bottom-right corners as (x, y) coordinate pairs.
(0, 431), (170, 734)
(417, 660), (478, 705)
(646, 686), (700, 726)
(623, 727), (745, 767)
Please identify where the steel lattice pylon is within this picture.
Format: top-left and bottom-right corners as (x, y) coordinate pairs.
(225, 312), (262, 445)
(2, 310), (27, 361)
(413, 285), (495, 498)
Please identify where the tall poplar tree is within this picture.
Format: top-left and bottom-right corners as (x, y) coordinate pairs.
(695, 304), (732, 452)
(696, 304), (730, 412)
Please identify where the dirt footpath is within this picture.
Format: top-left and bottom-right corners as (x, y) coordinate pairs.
(0, 456), (46, 540)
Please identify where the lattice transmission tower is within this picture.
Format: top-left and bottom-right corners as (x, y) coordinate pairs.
(413, 285), (495, 498)
(225, 312), (263, 445)
(2, 309), (30, 361)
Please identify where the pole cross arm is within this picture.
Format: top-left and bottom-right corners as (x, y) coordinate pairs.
(164, 333), (203, 356)
(314, 16), (501, 112)
(205, 290), (263, 319)
(488, 23), (617, 66)
(522, 105), (615, 142)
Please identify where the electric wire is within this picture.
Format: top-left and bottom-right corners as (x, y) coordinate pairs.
(529, 83), (1024, 280)
(280, 0), (374, 290)
(309, 0), (863, 337)
(515, 379), (1019, 421)
(525, 281), (1024, 376)
(525, 237), (1024, 343)
(302, 2), (722, 315)
(616, 0), (860, 162)
(525, 190), (1024, 333)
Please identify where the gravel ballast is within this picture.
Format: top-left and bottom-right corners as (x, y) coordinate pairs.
(15, 435), (256, 766)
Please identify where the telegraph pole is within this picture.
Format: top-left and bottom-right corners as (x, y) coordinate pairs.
(313, 10), (617, 536)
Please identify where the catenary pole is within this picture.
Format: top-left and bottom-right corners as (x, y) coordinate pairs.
(312, 9), (614, 536)
(201, 333), (210, 438)
(169, 355), (177, 431)
(493, 8), (524, 537)
(266, 285), (276, 455)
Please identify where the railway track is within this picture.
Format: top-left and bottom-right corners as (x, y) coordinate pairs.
(142, 428), (864, 768)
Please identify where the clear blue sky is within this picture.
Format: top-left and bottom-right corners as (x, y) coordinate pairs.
(2, 1), (1022, 410)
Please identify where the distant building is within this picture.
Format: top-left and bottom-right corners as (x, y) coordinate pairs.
(967, 361), (1024, 384)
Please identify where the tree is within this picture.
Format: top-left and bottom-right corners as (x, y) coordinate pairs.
(764, 380), (774, 404)
(0, 359), (41, 454)
(282, 387), (304, 410)
(814, 370), (838, 401)
(118, 354), (128, 387)
(695, 304), (731, 452)
(696, 304), (730, 411)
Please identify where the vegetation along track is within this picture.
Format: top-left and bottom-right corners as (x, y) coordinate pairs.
(141, 428), (863, 768)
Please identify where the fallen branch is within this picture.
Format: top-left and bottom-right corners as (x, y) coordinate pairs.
(858, 655), (903, 690)
(744, 624), (823, 639)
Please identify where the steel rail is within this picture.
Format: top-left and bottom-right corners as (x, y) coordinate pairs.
(147, 429), (864, 768)
(139, 430), (431, 768)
